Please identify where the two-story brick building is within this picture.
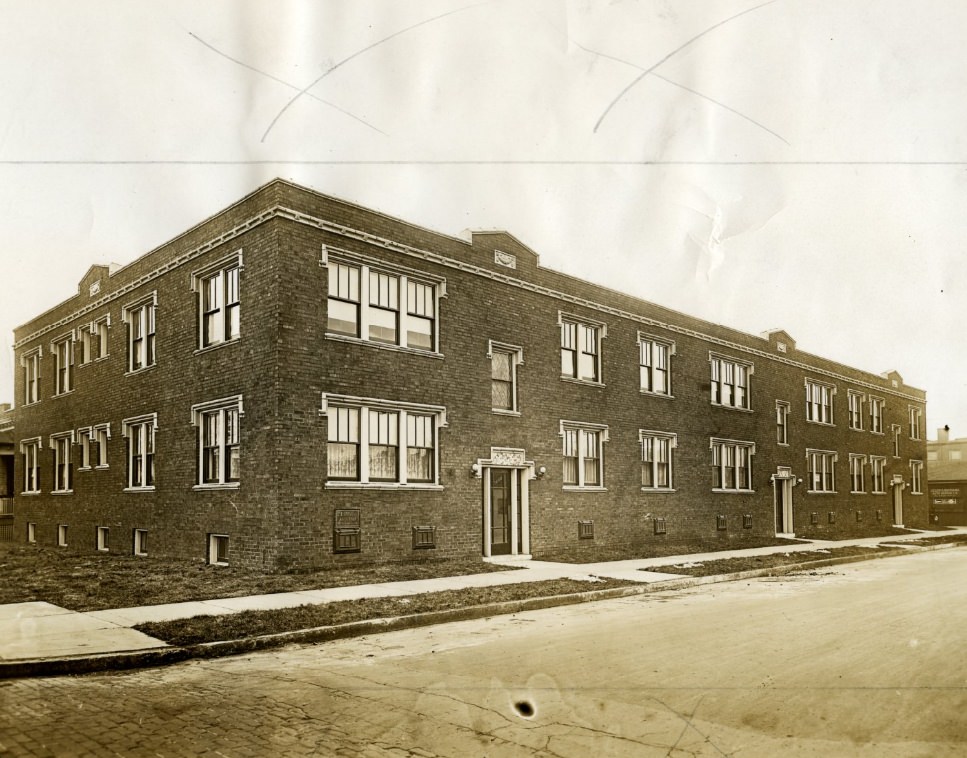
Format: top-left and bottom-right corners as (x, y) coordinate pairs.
(9, 179), (929, 569)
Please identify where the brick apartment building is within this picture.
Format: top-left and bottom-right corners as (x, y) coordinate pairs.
(927, 427), (967, 526)
(9, 179), (929, 569)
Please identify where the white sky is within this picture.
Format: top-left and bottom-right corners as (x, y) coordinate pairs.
(1, 0), (964, 438)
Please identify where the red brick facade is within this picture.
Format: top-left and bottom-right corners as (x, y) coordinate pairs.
(10, 180), (929, 569)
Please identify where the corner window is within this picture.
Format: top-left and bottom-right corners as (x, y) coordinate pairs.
(52, 334), (74, 395)
(200, 263), (241, 348)
(776, 401), (790, 445)
(50, 432), (74, 493)
(869, 396), (884, 434)
(560, 314), (606, 384)
(640, 431), (676, 490)
(710, 354), (752, 410)
(711, 438), (754, 491)
(849, 454), (866, 493)
(191, 397), (242, 487)
(561, 421), (608, 489)
(122, 413), (157, 491)
(909, 407), (922, 440)
(20, 438), (41, 494)
(22, 348), (42, 405)
(807, 449), (837, 493)
(805, 379), (835, 425)
(871, 456), (886, 493)
(848, 391), (864, 430)
(123, 294), (157, 372)
(639, 334), (673, 396)
(489, 342), (523, 413)
(910, 461), (923, 494)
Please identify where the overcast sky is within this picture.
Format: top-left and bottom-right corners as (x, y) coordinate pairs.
(1, 0), (964, 438)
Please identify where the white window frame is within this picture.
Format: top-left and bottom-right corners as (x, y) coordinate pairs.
(191, 396), (243, 489)
(20, 437), (41, 494)
(560, 312), (607, 385)
(96, 526), (110, 553)
(560, 421), (609, 490)
(910, 460), (923, 494)
(191, 251), (243, 350)
(80, 315), (110, 365)
(806, 449), (838, 493)
(133, 529), (149, 557)
(51, 332), (75, 396)
(805, 378), (836, 425)
(78, 423), (111, 470)
(78, 427), (94, 470)
(21, 347), (42, 406)
(847, 391), (865, 431)
(909, 406), (922, 440)
(849, 454), (866, 494)
(57, 524), (68, 548)
(892, 424), (902, 458)
(208, 533), (229, 566)
(710, 438), (755, 492)
(869, 396), (884, 434)
(122, 292), (157, 373)
(639, 430), (676, 491)
(709, 353), (753, 411)
(776, 401), (790, 445)
(320, 394), (447, 489)
(871, 456), (887, 493)
(27, 522), (36, 543)
(488, 341), (523, 415)
(50, 431), (75, 493)
(323, 249), (445, 355)
(121, 413), (157, 491)
(638, 333), (674, 397)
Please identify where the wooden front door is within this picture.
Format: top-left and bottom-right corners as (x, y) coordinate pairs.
(893, 484), (904, 526)
(490, 468), (512, 555)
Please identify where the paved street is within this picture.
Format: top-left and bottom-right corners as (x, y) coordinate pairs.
(2, 549), (966, 757)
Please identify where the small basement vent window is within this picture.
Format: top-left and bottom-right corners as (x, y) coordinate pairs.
(810, 512), (820, 525)
(828, 512), (837, 524)
(876, 509), (883, 522)
(57, 524), (68, 547)
(27, 523), (36, 543)
(134, 529), (148, 557)
(412, 525), (436, 550)
(856, 510), (863, 523)
(716, 515), (727, 531)
(334, 509), (362, 553)
(578, 520), (594, 539)
(96, 526), (110, 552)
(743, 514), (753, 529)
(209, 534), (229, 566)
(653, 517), (667, 535)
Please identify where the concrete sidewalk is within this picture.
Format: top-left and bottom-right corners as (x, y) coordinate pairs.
(3, 527), (965, 665)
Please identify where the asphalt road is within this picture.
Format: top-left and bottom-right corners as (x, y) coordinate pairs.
(1, 549), (966, 757)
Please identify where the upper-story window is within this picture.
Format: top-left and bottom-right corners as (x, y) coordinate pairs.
(123, 294), (157, 373)
(892, 424), (902, 457)
(489, 342), (523, 414)
(849, 454), (866, 493)
(909, 407), (922, 440)
(560, 314), (606, 384)
(80, 316), (110, 364)
(322, 394), (446, 487)
(806, 449), (837, 493)
(847, 391), (864, 430)
(191, 397), (243, 488)
(52, 334), (74, 396)
(50, 432), (74, 493)
(325, 252), (443, 353)
(199, 262), (241, 349)
(561, 421), (608, 489)
(122, 413), (157, 491)
(710, 354), (752, 410)
(640, 431), (676, 490)
(910, 460), (923, 494)
(776, 401), (790, 445)
(871, 456), (886, 493)
(78, 424), (110, 470)
(805, 379), (835, 425)
(710, 438), (754, 491)
(869, 396), (884, 434)
(21, 438), (41, 494)
(22, 348), (41, 405)
(639, 334), (674, 396)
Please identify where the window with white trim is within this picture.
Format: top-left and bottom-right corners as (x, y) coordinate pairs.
(869, 396), (884, 434)
(805, 379), (835, 424)
(22, 348), (41, 405)
(892, 424), (902, 457)
(561, 421), (608, 489)
(78, 427), (94, 470)
(640, 431), (676, 490)
(710, 354), (751, 410)
(78, 424), (109, 470)
(133, 529), (148, 557)
(909, 406), (922, 440)
(198, 261), (240, 348)
(21, 438), (41, 494)
(57, 524), (68, 547)
(209, 534), (229, 566)
(848, 391), (864, 430)
(51, 432), (74, 493)
(122, 414), (156, 490)
(806, 449), (837, 493)
(80, 316), (110, 364)
(489, 342), (522, 413)
(871, 456), (886, 493)
(639, 334), (673, 396)
(123, 294), (156, 372)
(776, 401), (790, 445)
(910, 460), (923, 494)
(710, 438), (754, 491)
(96, 526), (110, 552)
(191, 397), (242, 487)
(560, 314), (605, 383)
(849, 454), (866, 493)
(325, 255), (441, 352)
(322, 395), (445, 486)
(53, 334), (74, 395)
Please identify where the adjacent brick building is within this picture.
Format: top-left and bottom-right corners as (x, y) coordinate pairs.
(9, 179), (929, 569)
(927, 427), (967, 526)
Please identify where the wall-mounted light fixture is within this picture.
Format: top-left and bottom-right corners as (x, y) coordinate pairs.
(537, 466), (547, 478)
(470, 463), (480, 476)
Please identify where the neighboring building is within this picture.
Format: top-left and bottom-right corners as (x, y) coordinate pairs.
(927, 427), (967, 526)
(0, 403), (13, 541)
(9, 180), (929, 569)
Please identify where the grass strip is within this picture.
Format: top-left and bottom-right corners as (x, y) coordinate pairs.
(656, 544), (906, 577)
(135, 577), (633, 646)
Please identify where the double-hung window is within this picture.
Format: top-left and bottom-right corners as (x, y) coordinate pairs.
(489, 342), (523, 413)
(639, 334), (673, 396)
(123, 294), (157, 372)
(191, 397), (242, 487)
(909, 407), (922, 440)
(805, 379), (835, 425)
(561, 422), (608, 489)
(50, 432), (74, 493)
(21, 438), (41, 494)
(776, 401), (790, 445)
(710, 354), (751, 410)
(80, 316), (110, 364)
(640, 431), (676, 490)
(77, 425), (109, 470)
(325, 252), (443, 353)
(806, 449), (837, 493)
(849, 454), (866, 493)
(892, 424), (902, 457)
(22, 348), (41, 405)
(122, 413), (157, 490)
(323, 394), (446, 487)
(195, 258), (241, 349)
(848, 391), (864, 430)
(710, 438), (754, 491)
(869, 396), (884, 434)
(52, 334), (74, 395)
(910, 461), (923, 494)
(560, 314), (606, 384)
(871, 456), (886, 493)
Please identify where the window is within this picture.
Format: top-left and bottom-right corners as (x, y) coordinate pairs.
(710, 354), (752, 410)
(910, 461), (923, 494)
(191, 397), (242, 487)
(928, 451), (938, 461)
(560, 316), (604, 383)
(208, 534), (229, 566)
(869, 396), (884, 434)
(807, 449), (837, 493)
(78, 428), (94, 470)
(892, 424), (902, 458)
(124, 295), (157, 372)
(640, 431), (676, 490)
(21, 438), (40, 494)
(325, 255), (442, 352)
(561, 421), (608, 489)
(871, 456), (886, 493)
(849, 454), (866, 493)
(22, 348), (41, 405)
(909, 407), (922, 440)
(77, 425), (108, 471)
(952, 450), (963, 461)
(710, 438), (754, 491)
(489, 342), (522, 413)
(639, 334), (673, 395)
(776, 401), (790, 445)
(133, 529), (148, 557)
(122, 414), (157, 490)
(805, 379), (835, 424)
(51, 432), (74, 493)
(96, 527), (110, 552)
(322, 394), (446, 487)
(848, 391), (864, 430)
(199, 263), (240, 348)
(80, 316), (110, 364)
(53, 334), (74, 395)
(27, 523), (36, 543)
(57, 524), (68, 547)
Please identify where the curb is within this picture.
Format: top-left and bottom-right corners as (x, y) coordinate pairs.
(2, 541), (960, 679)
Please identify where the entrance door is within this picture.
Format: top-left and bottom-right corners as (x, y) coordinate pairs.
(490, 468), (512, 555)
(775, 477), (793, 535)
(893, 483), (904, 526)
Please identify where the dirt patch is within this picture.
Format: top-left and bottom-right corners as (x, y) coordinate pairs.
(657, 545), (901, 577)
(538, 536), (812, 564)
